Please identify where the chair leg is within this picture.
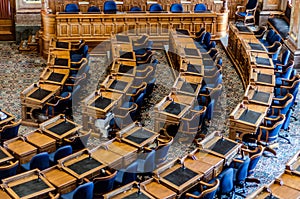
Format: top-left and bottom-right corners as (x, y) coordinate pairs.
(263, 146), (277, 157)
(246, 177), (261, 184)
(279, 132), (291, 144)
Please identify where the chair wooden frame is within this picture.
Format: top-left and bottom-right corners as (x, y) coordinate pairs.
(185, 179), (219, 199)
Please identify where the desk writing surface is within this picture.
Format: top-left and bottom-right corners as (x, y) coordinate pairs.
(91, 147), (123, 167)
(208, 138), (237, 155)
(93, 97), (113, 110)
(116, 35), (130, 43)
(184, 48), (200, 57)
(122, 127), (158, 148)
(6, 139), (37, 157)
(25, 130), (56, 153)
(191, 150), (224, 166)
(248, 43), (266, 52)
(257, 73), (273, 84)
(163, 102), (186, 116)
(238, 109), (262, 125)
(106, 187), (154, 199)
(0, 189), (11, 199)
(201, 53), (211, 60)
(3, 170), (55, 199)
(141, 178), (177, 199)
(202, 59), (215, 66)
(67, 157), (102, 175)
(184, 158), (214, 176)
(186, 64), (203, 75)
(53, 41), (70, 49)
(176, 29), (190, 36)
(279, 173), (300, 191)
(255, 57), (272, 66)
(109, 80), (129, 91)
(235, 24), (252, 33)
(269, 183), (300, 199)
(119, 51), (135, 60)
(42, 166), (77, 190)
(48, 121), (76, 135)
(250, 90), (272, 105)
(54, 58), (69, 67)
(28, 88), (51, 101)
(180, 82), (199, 93)
(106, 141), (138, 157)
(42, 68), (70, 86)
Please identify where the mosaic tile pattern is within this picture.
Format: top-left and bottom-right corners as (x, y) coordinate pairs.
(0, 41), (299, 198)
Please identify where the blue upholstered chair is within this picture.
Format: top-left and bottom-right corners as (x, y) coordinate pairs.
(44, 92), (72, 118)
(229, 157), (250, 194)
(253, 26), (267, 39)
(65, 3), (80, 12)
(149, 4), (163, 12)
(71, 45), (89, 62)
(194, 3), (207, 12)
(130, 6), (142, 12)
(103, 1), (117, 14)
(0, 161), (19, 180)
(114, 161), (138, 186)
(274, 49), (291, 71)
(186, 179), (219, 199)
(206, 41), (216, 51)
(266, 41), (282, 61)
(235, 0), (258, 25)
(87, 6), (100, 12)
(0, 119), (21, 144)
(21, 152), (50, 171)
(203, 32), (212, 48)
(213, 168), (235, 198)
(170, 3), (183, 13)
(275, 63), (294, 87)
(136, 150), (156, 179)
(155, 137), (173, 167)
(255, 114), (285, 147)
(259, 29), (275, 45)
(93, 169), (117, 197)
(49, 145), (72, 165)
(61, 182), (94, 199)
(208, 48), (219, 61)
(145, 77), (156, 97)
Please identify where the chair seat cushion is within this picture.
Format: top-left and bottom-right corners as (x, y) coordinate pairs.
(21, 162), (30, 171)
(61, 190), (75, 199)
(237, 12), (253, 17)
(268, 18), (289, 39)
(48, 152), (55, 163)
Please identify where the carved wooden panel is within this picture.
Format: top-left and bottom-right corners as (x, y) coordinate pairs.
(262, 0), (280, 10)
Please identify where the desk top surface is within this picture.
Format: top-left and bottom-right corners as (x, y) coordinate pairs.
(6, 139), (37, 156)
(42, 166), (77, 188)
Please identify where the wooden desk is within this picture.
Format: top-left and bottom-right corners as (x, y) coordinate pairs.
(244, 85), (274, 106)
(266, 181), (300, 199)
(59, 149), (105, 180)
(24, 130), (56, 153)
(154, 159), (201, 196)
(172, 74), (202, 97)
(277, 171), (300, 191)
(250, 52), (274, 69)
(41, 165), (77, 194)
(101, 75), (134, 94)
(117, 123), (159, 149)
(250, 68), (275, 87)
(199, 135), (241, 166)
(183, 155), (215, 182)
(189, 148), (224, 178)
(4, 137), (37, 164)
(110, 60), (136, 77)
(140, 178), (177, 199)
(180, 58), (204, 77)
(39, 66), (70, 86)
(49, 39), (71, 50)
(102, 138), (138, 167)
(2, 169), (55, 199)
(21, 83), (61, 106)
(103, 181), (155, 199)
(155, 96), (191, 119)
(40, 114), (82, 143)
(47, 50), (71, 68)
(83, 89), (124, 119)
(91, 145), (124, 170)
(0, 146), (14, 165)
(0, 187), (12, 199)
(0, 109), (15, 127)
(229, 102), (268, 140)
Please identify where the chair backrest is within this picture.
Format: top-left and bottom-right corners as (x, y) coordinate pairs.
(149, 4), (163, 12)
(281, 49), (291, 66)
(272, 93), (294, 115)
(87, 6), (100, 12)
(0, 160), (19, 180)
(142, 150), (156, 173)
(208, 48), (219, 60)
(0, 119), (21, 142)
(266, 29), (275, 44)
(170, 3), (183, 13)
(93, 170), (117, 196)
(217, 57), (223, 66)
(268, 41), (282, 60)
(194, 3), (207, 12)
(270, 34), (282, 44)
(254, 26), (267, 37)
(73, 182), (94, 199)
(130, 6), (142, 11)
(235, 157), (250, 182)
(208, 41), (216, 50)
(65, 3), (79, 12)
(202, 179), (219, 199)
(53, 145), (72, 164)
(246, 0), (258, 10)
(219, 168), (234, 195)
(155, 137), (173, 165)
(103, 1), (117, 14)
(195, 27), (206, 38)
(30, 152), (50, 170)
(260, 114), (285, 142)
(122, 161), (138, 184)
(247, 146), (264, 176)
(203, 32), (212, 47)
(135, 92), (145, 108)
